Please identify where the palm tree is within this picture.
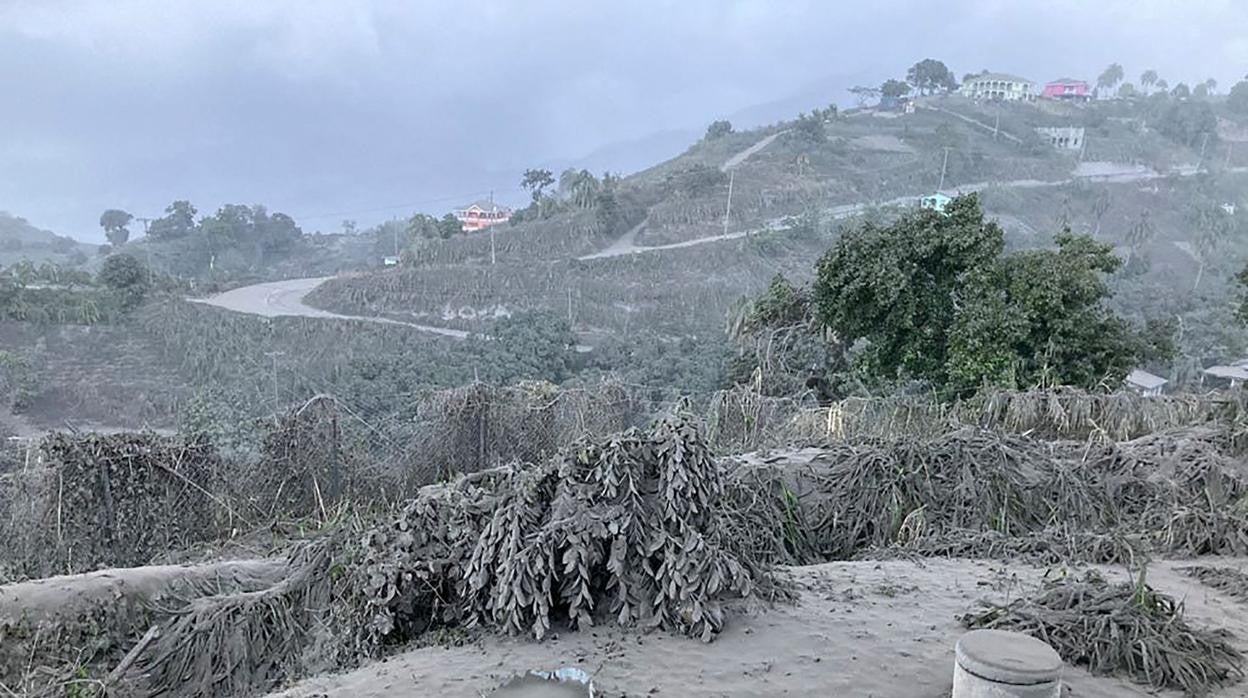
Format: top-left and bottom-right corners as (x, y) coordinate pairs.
(1155, 78), (1169, 93)
(1204, 77), (1218, 95)
(1140, 69), (1158, 95)
(1097, 63), (1125, 98)
(1189, 204), (1232, 290)
(1125, 211), (1155, 264)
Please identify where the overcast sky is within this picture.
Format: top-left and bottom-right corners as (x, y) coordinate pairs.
(3, 0), (1247, 241)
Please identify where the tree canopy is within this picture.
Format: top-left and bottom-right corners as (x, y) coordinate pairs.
(1153, 99), (1217, 149)
(880, 79), (912, 100)
(147, 200), (197, 242)
(704, 120), (733, 140)
(98, 209), (133, 247)
(1228, 81), (1248, 113)
(521, 169), (555, 203)
(98, 253), (150, 309)
(1097, 63), (1124, 94)
(812, 195), (1167, 397)
(906, 59), (957, 95)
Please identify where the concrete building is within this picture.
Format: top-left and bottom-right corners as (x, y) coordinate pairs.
(960, 73), (1034, 102)
(1035, 126), (1086, 150)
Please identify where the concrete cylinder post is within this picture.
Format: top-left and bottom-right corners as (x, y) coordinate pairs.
(952, 629), (1062, 698)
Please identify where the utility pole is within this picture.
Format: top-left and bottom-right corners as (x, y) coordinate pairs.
(265, 351), (285, 413)
(993, 108), (1000, 140)
(134, 217), (155, 282)
(723, 169), (735, 236)
(489, 190), (497, 265)
(938, 147), (951, 191)
(1197, 132), (1210, 171)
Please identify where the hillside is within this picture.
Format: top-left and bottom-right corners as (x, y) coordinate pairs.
(4, 87), (1246, 435)
(0, 213), (96, 268)
(304, 93), (1237, 364)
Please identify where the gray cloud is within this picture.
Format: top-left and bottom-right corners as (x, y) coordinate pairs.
(2, 0), (1246, 239)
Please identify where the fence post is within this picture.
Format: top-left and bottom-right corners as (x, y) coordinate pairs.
(97, 459), (116, 545)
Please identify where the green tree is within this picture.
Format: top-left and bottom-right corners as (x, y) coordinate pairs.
(880, 79), (912, 100)
(1156, 78), (1169, 92)
(793, 112), (827, 144)
(1171, 82), (1191, 100)
(848, 85), (882, 107)
(1117, 82), (1138, 99)
(1228, 80), (1248, 113)
(594, 174), (623, 234)
(814, 195), (1002, 386)
(521, 168), (555, 203)
(98, 209), (133, 247)
(406, 213), (442, 240)
(1187, 202), (1233, 290)
(813, 195), (1153, 396)
(1097, 63), (1124, 97)
(559, 168), (601, 209)
(946, 233), (1143, 393)
(475, 310), (578, 384)
(1140, 69), (1158, 95)
(1234, 263), (1248, 325)
(97, 253), (149, 309)
(1090, 189), (1112, 238)
(146, 200), (197, 241)
(1124, 210), (1156, 264)
(1154, 99), (1217, 148)
(704, 119), (733, 140)
(438, 213), (463, 238)
(905, 59), (956, 95)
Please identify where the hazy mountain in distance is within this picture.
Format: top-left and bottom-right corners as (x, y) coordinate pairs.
(550, 70), (876, 178)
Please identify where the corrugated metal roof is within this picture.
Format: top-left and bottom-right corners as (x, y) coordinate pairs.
(1126, 369), (1167, 390)
(1204, 365), (1248, 381)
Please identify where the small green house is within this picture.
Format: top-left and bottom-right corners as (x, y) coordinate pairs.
(920, 192), (953, 214)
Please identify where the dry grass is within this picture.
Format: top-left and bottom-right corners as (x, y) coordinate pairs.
(1181, 565), (1248, 602)
(962, 569), (1244, 696)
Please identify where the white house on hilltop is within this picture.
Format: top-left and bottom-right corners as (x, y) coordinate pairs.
(960, 73), (1035, 102)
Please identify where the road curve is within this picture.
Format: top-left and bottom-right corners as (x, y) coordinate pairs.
(577, 163), (1245, 261)
(189, 277), (469, 339)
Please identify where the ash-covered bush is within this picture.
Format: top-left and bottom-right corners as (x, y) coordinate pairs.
(345, 412), (755, 652)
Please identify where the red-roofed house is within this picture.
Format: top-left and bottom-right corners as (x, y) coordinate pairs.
(1041, 78), (1091, 101)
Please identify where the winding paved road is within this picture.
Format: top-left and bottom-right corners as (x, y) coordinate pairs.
(195, 145), (1246, 322)
(189, 277), (469, 338)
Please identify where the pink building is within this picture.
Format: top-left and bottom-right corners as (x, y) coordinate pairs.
(1041, 78), (1091, 101)
(453, 200), (512, 233)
